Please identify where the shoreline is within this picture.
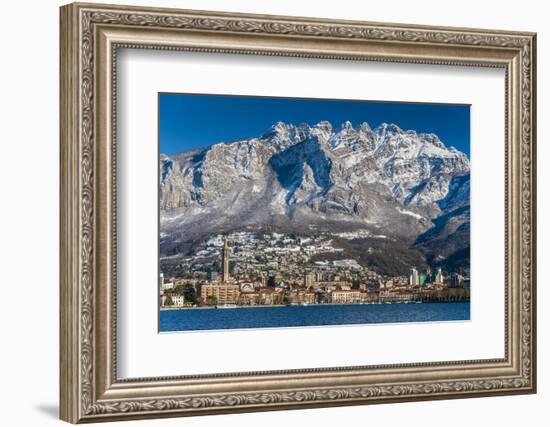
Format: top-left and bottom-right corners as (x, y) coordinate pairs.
(160, 300), (470, 311)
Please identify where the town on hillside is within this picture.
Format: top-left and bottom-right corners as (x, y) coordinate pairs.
(159, 232), (470, 309)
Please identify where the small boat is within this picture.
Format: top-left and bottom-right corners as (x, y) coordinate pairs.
(216, 304), (237, 309)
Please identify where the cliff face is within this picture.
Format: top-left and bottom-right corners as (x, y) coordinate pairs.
(159, 120), (470, 273)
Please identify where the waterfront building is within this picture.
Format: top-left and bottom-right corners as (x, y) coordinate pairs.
(238, 291), (260, 306)
(361, 291), (379, 303)
(317, 281), (352, 290)
(379, 290), (415, 303)
(304, 292), (317, 304)
(435, 268), (444, 285)
(240, 282), (255, 292)
(259, 274), (267, 286)
(425, 267), (432, 282)
(304, 272), (315, 288)
(208, 271), (218, 283)
(289, 289), (317, 305)
(171, 294), (185, 306)
(161, 293), (184, 307)
(330, 290), (362, 304)
(200, 283), (240, 305)
(159, 272), (174, 291)
(409, 267), (419, 286)
(259, 288), (284, 305)
(450, 273), (464, 288)
(162, 281), (174, 291)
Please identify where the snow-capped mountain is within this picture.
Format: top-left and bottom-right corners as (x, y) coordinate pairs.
(160, 120), (470, 273)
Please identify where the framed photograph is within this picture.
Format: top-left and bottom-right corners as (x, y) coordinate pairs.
(157, 93), (473, 331)
(60, 2), (537, 423)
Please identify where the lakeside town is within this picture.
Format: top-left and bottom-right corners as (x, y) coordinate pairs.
(159, 231), (470, 309)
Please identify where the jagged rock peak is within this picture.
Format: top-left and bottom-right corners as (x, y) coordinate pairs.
(261, 120), (450, 148)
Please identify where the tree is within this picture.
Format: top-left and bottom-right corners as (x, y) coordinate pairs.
(172, 284), (185, 294)
(170, 284), (197, 304)
(205, 295), (218, 306)
(182, 284), (197, 304)
(164, 295), (174, 306)
(267, 276), (276, 288)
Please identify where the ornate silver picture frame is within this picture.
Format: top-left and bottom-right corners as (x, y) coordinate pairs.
(60, 2), (536, 423)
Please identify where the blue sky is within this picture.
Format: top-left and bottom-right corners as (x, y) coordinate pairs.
(159, 93), (470, 157)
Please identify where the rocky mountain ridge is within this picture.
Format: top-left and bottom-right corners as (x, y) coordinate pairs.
(159, 120), (470, 275)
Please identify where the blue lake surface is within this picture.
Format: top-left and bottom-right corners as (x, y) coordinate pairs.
(159, 302), (470, 332)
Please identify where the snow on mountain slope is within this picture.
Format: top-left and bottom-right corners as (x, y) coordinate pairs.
(159, 120), (470, 268)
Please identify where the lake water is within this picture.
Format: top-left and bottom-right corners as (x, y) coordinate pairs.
(159, 302), (470, 332)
